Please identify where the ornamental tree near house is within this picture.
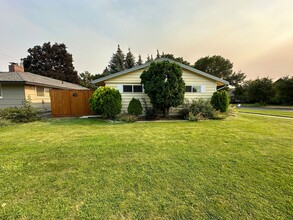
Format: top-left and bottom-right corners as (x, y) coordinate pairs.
(140, 61), (185, 117)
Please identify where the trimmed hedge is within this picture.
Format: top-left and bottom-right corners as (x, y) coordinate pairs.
(127, 98), (143, 116)
(211, 90), (229, 112)
(89, 86), (122, 119)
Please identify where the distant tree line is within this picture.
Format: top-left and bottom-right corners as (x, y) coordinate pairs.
(233, 76), (293, 105)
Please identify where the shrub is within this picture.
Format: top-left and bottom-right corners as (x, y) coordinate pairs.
(0, 119), (13, 127)
(127, 98), (143, 116)
(89, 86), (122, 119)
(180, 99), (215, 120)
(211, 90), (229, 112)
(0, 99), (39, 123)
(118, 113), (138, 123)
(142, 98), (159, 120)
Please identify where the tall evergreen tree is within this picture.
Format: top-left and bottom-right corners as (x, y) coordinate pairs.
(108, 45), (125, 73)
(156, 50), (160, 59)
(137, 54), (143, 66)
(125, 48), (135, 69)
(146, 54), (151, 63)
(102, 67), (110, 76)
(22, 42), (79, 83)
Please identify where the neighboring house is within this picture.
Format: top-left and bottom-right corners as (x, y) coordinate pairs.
(0, 63), (87, 112)
(92, 58), (229, 114)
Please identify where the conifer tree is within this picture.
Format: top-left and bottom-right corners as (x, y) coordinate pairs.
(146, 54), (151, 63)
(137, 54), (143, 66)
(156, 50), (160, 59)
(125, 48), (135, 69)
(108, 45), (125, 73)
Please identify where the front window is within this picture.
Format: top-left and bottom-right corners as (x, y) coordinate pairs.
(122, 85), (143, 93)
(185, 85), (202, 93)
(123, 85), (133, 93)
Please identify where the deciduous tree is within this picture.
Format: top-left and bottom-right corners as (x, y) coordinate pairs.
(22, 42), (79, 83)
(193, 55), (233, 80)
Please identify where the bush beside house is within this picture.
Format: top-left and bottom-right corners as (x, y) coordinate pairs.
(89, 86), (122, 119)
(0, 99), (39, 123)
(211, 90), (229, 112)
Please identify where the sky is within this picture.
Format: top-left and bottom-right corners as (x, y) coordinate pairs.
(0, 0), (293, 80)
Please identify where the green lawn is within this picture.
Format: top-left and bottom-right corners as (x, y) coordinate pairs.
(0, 115), (292, 219)
(238, 108), (293, 118)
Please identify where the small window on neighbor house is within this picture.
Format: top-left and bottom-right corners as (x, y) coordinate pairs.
(0, 84), (2, 98)
(123, 85), (133, 93)
(36, 86), (45, 97)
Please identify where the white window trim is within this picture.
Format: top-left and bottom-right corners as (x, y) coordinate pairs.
(185, 85), (206, 94)
(0, 83), (2, 98)
(119, 84), (144, 94)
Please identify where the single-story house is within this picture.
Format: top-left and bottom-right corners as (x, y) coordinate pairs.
(0, 63), (87, 112)
(92, 58), (229, 114)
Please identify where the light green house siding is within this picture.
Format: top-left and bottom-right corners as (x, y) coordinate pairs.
(104, 68), (217, 114)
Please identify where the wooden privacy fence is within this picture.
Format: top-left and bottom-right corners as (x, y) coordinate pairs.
(50, 89), (95, 117)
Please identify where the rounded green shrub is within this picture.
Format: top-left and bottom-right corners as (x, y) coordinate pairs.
(211, 90), (229, 112)
(127, 98), (143, 116)
(89, 86), (122, 119)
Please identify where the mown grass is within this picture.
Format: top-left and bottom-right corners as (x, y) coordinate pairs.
(0, 115), (292, 219)
(238, 108), (293, 118)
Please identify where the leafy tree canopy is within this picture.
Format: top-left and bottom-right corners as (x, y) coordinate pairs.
(245, 77), (275, 104)
(273, 76), (293, 104)
(78, 71), (100, 89)
(193, 55), (233, 80)
(160, 53), (190, 66)
(140, 61), (185, 117)
(22, 42), (79, 83)
(226, 71), (246, 87)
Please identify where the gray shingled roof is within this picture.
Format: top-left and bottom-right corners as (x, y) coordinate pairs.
(92, 58), (229, 85)
(0, 72), (88, 90)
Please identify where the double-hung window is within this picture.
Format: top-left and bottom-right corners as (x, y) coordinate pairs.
(120, 85), (143, 93)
